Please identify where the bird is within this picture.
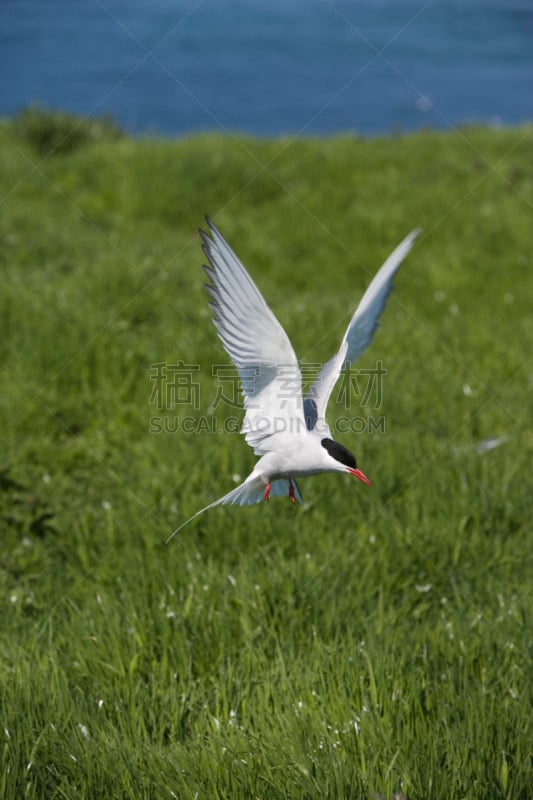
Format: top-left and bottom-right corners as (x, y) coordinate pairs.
(168, 217), (420, 540)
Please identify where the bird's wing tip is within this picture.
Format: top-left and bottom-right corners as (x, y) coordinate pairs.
(205, 214), (219, 236)
(198, 214), (216, 240)
(199, 227), (211, 246)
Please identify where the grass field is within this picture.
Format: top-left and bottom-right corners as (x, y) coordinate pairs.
(0, 110), (532, 799)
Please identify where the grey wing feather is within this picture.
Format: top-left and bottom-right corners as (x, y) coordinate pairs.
(305, 228), (421, 431)
(202, 217), (306, 453)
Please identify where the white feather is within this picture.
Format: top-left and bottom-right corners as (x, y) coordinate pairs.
(169, 219), (419, 537)
(304, 228), (421, 433)
(166, 476), (302, 542)
(202, 217), (307, 454)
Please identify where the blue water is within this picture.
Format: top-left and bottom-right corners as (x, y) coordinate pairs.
(1, 0), (532, 136)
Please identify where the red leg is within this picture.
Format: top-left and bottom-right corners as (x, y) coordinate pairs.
(288, 480), (296, 503)
(263, 482), (271, 502)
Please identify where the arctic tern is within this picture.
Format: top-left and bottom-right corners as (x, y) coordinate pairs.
(168, 217), (420, 540)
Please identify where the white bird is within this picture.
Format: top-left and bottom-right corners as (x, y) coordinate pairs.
(168, 217), (420, 540)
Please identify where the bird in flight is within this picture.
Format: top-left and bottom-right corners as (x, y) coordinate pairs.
(168, 217), (420, 540)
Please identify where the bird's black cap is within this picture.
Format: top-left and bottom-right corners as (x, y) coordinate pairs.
(321, 438), (357, 469)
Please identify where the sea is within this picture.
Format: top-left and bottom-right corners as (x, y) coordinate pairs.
(1, 0), (532, 137)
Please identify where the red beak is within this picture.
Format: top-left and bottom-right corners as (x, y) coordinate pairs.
(349, 467), (372, 486)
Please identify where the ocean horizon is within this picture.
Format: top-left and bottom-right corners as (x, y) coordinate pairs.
(1, 0), (532, 137)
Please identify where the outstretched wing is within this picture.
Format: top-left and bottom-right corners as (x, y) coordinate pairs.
(304, 228), (421, 433)
(202, 217), (307, 454)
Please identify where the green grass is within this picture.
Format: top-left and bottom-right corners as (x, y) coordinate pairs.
(1, 110), (532, 799)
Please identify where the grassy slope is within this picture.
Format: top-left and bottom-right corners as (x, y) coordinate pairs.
(0, 115), (532, 799)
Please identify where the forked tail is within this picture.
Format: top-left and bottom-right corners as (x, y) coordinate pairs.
(166, 476), (303, 543)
